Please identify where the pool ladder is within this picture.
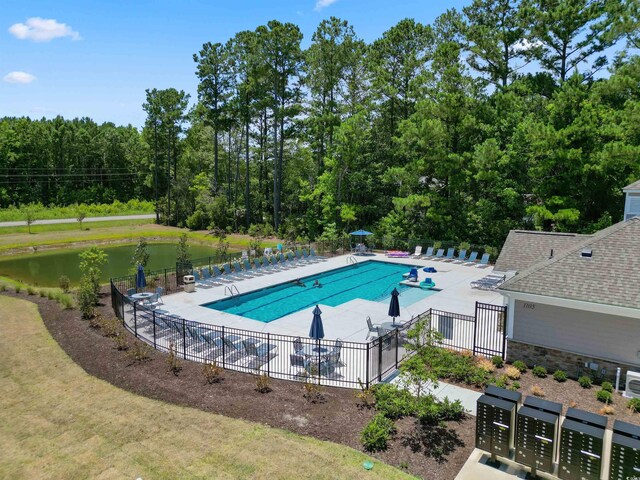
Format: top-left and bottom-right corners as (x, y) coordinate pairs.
(346, 255), (357, 265)
(224, 284), (240, 297)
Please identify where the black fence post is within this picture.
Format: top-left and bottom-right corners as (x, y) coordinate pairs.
(501, 305), (508, 359)
(377, 338), (383, 382)
(153, 310), (157, 349)
(395, 328), (399, 369)
(473, 301), (479, 356)
(222, 326), (226, 368)
(182, 318), (187, 359)
(365, 342), (370, 389)
(133, 302), (138, 337)
(267, 333), (270, 377)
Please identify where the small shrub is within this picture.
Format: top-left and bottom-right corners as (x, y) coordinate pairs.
(39, 289), (46, 297)
(505, 365), (521, 380)
(15, 285), (21, 293)
(596, 390), (612, 403)
(47, 290), (55, 300)
(372, 384), (416, 419)
(509, 382), (521, 391)
(0, 284), (6, 292)
(255, 373), (271, 393)
(512, 360), (527, 372)
(355, 379), (376, 408)
(113, 328), (129, 351)
(627, 398), (640, 413)
(59, 295), (74, 309)
(437, 397), (466, 421)
(303, 378), (325, 403)
(599, 404), (615, 415)
(491, 356), (504, 368)
(477, 358), (496, 373)
(494, 375), (509, 389)
(202, 361), (223, 384)
(531, 385), (545, 397)
(532, 366), (547, 378)
(601, 381), (614, 393)
(360, 414), (396, 452)
(569, 400), (577, 408)
(128, 341), (152, 362)
(166, 342), (181, 375)
(553, 370), (568, 382)
(578, 376), (592, 388)
(100, 317), (120, 337)
(27, 286), (36, 295)
(58, 275), (70, 293)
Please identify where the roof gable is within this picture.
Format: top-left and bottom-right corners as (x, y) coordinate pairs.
(624, 179), (640, 191)
(500, 218), (640, 310)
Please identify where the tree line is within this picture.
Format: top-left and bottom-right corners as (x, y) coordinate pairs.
(1, 0), (639, 248)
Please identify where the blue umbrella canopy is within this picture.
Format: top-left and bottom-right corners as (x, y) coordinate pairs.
(388, 288), (400, 324)
(309, 305), (325, 340)
(136, 264), (147, 290)
(350, 229), (373, 236)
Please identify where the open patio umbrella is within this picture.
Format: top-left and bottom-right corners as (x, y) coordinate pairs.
(388, 288), (400, 325)
(135, 264), (147, 292)
(350, 229), (373, 250)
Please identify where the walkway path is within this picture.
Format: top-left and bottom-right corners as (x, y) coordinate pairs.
(0, 213), (155, 228)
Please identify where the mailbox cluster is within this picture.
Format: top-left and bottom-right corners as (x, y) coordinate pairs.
(475, 387), (640, 479)
(558, 408), (606, 480)
(609, 419), (640, 480)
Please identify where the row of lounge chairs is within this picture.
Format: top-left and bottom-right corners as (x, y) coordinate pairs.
(411, 246), (490, 266)
(192, 248), (326, 287)
(470, 274), (507, 291)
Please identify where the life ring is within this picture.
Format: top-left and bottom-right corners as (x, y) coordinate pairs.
(420, 280), (436, 289)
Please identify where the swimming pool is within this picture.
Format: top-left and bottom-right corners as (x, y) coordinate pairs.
(202, 260), (439, 322)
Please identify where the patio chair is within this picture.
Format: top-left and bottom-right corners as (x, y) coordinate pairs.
(411, 245), (423, 257)
(433, 248), (445, 260)
(293, 336), (304, 354)
(421, 246), (434, 258)
(464, 251), (478, 264)
(478, 252), (490, 266)
(289, 353), (307, 376)
(366, 316), (384, 339)
(442, 247), (455, 261)
(319, 351), (342, 377)
(127, 288), (136, 297)
(454, 249), (467, 262)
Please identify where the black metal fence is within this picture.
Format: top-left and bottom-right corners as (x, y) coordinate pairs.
(111, 273), (507, 389)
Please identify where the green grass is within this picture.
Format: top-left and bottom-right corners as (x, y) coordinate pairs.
(0, 218), (151, 235)
(0, 295), (413, 480)
(0, 199), (154, 222)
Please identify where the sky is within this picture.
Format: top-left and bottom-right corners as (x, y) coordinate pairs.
(0, 0), (471, 128)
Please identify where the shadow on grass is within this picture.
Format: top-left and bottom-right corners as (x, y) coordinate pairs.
(401, 421), (466, 463)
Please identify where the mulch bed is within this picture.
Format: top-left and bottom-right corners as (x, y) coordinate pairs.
(4, 289), (474, 480)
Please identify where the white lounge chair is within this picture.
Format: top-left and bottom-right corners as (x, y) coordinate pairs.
(411, 245), (422, 257)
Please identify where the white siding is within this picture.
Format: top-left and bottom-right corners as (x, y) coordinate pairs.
(512, 300), (640, 365)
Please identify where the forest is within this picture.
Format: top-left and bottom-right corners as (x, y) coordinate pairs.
(1, 0), (639, 248)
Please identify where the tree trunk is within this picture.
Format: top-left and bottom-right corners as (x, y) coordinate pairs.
(245, 119), (250, 228)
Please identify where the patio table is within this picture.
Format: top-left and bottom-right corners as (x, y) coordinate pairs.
(300, 345), (330, 357)
(131, 292), (154, 304)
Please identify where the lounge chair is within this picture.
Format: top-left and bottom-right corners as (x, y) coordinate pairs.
(442, 248), (455, 261)
(253, 258), (264, 273)
(278, 252), (294, 268)
(421, 246), (434, 258)
(244, 259), (260, 275)
(454, 249), (467, 262)
(464, 251), (478, 264)
(433, 248), (445, 260)
(212, 265), (233, 282)
(221, 335), (246, 364)
(233, 260), (252, 277)
(411, 245), (422, 257)
(478, 252), (490, 266)
(309, 247), (326, 261)
(261, 257), (276, 272)
(244, 340), (278, 370)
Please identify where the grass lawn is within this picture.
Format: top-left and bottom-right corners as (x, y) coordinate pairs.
(0, 295), (412, 480)
(0, 223), (275, 254)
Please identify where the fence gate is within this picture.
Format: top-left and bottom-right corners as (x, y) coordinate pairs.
(473, 302), (507, 359)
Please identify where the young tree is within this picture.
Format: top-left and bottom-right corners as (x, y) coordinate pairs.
(176, 233), (191, 265)
(78, 246), (108, 304)
(76, 205), (87, 230)
(22, 205), (36, 234)
(131, 237), (150, 268)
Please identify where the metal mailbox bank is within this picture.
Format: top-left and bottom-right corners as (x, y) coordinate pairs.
(515, 396), (563, 477)
(558, 408), (606, 480)
(610, 419), (640, 480)
(476, 386), (522, 462)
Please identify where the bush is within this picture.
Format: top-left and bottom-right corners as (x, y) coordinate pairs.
(512, 360), (527, 372)
(477, 358), (496, 373)
(360, 414), (396, 452)
(436, 397), (466, 421)
(303, 377), (325, 403)
(532, 366), (547, 378)
(372, 383), (416, 419)
(355, 379), (376, 408)
(491, 356), (504, 368)
(553, 370), (568, 382)
(58, 275), (70, 293)
(578, 376), (592, 388)
(505, 365), (521, 380)
(128, 341), (152, 362)
(39, 289), (47, 297)
(421, 346), (493, 388)
(601, 381), (614, 393)
(599, 404), (615, 415)
(494, 375), (509, 389)
(0, 284), (6, 292)
(531, 385), (545, 397)
(113, 328), (129, 351)
(26, 286), (36, 295)
(15, 285), (21, 293)
(166, 342), (181, 375)
(509, 382), (521, 391)
(202, 362), (223, 384)
(596, 390), (612, 403)
(255, 373), (271, 393)
(627, 398), (640, 413)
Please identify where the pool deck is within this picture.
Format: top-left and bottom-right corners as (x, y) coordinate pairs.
(158, 253), (503, 342)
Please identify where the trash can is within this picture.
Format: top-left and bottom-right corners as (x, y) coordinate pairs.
(183, 275), (195, 293)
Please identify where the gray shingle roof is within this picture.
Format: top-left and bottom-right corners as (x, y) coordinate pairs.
(494, 230), (587, 273)
(499, 217), (640, 309)
(624, 179), (640, 191)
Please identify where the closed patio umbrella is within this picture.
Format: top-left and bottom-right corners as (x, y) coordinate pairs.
(309, 305), (324, 340)
(388, 288), (400, 325)
(136, 264), (146, 292)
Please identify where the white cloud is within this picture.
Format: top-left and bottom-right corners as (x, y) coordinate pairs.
(314, 0), (338, 11)
(3, 71), (36, 84)
(9, 17), (80, 42)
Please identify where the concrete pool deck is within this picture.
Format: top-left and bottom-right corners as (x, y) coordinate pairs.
(158, 253), (504, 342)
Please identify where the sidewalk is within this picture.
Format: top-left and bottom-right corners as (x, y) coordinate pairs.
(0, 213), (155, 228)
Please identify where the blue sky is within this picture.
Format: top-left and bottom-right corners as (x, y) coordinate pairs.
(1, 0), (471, 128)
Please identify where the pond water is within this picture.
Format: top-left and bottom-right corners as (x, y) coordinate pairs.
(0, 243), (217, 287)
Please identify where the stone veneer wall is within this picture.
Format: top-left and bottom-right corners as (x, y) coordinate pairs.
(508, 340), (640, 383)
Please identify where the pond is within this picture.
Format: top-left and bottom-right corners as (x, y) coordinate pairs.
(0, 243), (218, 287)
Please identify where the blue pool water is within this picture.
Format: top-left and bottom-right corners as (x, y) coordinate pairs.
(202, 260), (439, 322)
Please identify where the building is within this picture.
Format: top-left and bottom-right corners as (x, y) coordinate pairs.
(496, 181), (640, 381)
